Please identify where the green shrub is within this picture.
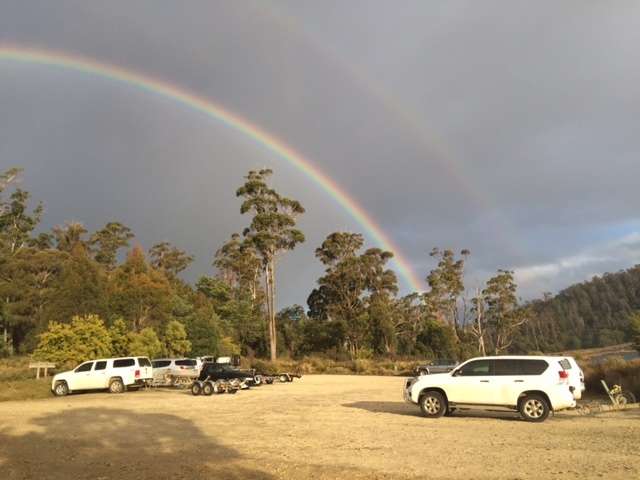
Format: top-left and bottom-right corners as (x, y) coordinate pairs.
(33, 314), (112, 367)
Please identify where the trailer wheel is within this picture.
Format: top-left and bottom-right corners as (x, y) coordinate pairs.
(191, 382), (202, 396)
(279, 374), (288, 383)
(202, 381), (214, 396)
(228, 388), (238, 395)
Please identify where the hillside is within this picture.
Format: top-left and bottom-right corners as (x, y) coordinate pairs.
(514, 265), (640, 352)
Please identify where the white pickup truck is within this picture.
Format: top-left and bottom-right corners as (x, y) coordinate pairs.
(51, 357), (153, 396)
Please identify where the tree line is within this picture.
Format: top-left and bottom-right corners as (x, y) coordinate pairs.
(2, 166), (636, 364)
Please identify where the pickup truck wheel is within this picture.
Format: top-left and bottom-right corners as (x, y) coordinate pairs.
(202, 382), (214, 396)
(108, 378), (125, 394)
(191, 382), (202, 396)
(53, 381), (69, 397)
(419, 391), (446, 418)
(519, 394), (550, 422)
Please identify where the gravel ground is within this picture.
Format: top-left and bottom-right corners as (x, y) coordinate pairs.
(0, 375), (638, 479)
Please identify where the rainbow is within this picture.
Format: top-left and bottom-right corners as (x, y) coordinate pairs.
(0, 44), (424, 291)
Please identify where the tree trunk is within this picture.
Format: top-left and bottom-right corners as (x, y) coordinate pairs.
(265, 259), (277, 362)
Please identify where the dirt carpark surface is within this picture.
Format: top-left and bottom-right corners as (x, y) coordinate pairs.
(0, 375), (638, 480)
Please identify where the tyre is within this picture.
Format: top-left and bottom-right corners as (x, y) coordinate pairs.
(279, 374), (288, 383)
(419, 391), (447, 418)
(53, 381), (69, 397)
(108, 378), (125, 394)
(444, 407), (456, 417)
(519, 394), (550, 422)
(228, 388), (238, 394)
(191, 381), (202, 396)
(202, 382), (214, 396)
(213, 382), (223, 394)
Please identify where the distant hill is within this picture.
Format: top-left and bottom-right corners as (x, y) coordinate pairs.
(514, 265), (640, 352)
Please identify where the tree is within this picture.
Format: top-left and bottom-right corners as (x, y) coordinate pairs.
(109, 246), (174, 331)
(423, 248), (469, 335)
(0, 172), (43, 254)
(109, 318), (130, 356)
(90, 222), (134, 269)
(309, 232), (397, 357)
(52, 221), (88, 253)
(185, 300), (222, 356)
(33, 314), (112, 366)
(214, 233), (262, 298)
(127, 327), (162, 358)
(164, 320), (191, 356)
(236, 169), (305, 361)
(149, 242), (194, 277)
(482, 270), (527, 354)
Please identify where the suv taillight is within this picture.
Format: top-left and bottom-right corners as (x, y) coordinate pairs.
(135, 369), (140, 378)
(559, 370), (569, 381)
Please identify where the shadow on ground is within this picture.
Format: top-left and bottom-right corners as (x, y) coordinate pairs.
(343, 401), (528, 421)
(0, 407), (273, 480)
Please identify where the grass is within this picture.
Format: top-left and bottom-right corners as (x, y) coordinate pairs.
(0, 356), (55, 402)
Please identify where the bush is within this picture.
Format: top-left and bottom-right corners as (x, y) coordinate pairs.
(128, 328), (163, 358)
(33, 314), (112, 367)
(164, 320), (191, 357)
(583, 358), (640, 398)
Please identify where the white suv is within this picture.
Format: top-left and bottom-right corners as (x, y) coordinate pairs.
(51, 357), (153, 396)
(403, 356), (577, 422)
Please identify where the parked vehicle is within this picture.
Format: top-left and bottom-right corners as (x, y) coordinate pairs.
(151, 358), (199, 387)
(415, 361), (457, 376)
(197, 362), (259, 385)
(549, 356), (585, 400)
(51, 357), (153, 396)
(403, 356), (577, 422)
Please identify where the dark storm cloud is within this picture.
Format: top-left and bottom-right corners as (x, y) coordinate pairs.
(2, 0), (640, 304)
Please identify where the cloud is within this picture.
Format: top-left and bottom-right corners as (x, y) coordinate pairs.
(514, 233), (640, 297)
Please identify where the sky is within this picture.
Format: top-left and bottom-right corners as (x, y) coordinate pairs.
(1, 0), (640, 307)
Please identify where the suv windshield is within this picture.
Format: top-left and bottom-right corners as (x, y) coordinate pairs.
(175, 359), (196, 367)
(457, 360), (493, 376)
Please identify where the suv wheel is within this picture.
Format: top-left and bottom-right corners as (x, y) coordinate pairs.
(53, 381), (69, 397)
(519, 394), (550, 422)
(108, 378), (125, 394)
(419, 391), (446, 418)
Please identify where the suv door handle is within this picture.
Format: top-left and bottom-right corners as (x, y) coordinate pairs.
(480, 380), (489, 383)
(514, 380), (524, 383)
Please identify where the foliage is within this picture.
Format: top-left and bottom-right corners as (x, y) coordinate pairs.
(164, 320), (191, 357)
(109, 318), (130, 356)
(127, 327), (163, 358)
(630, 312), (640, 353)
(148, 242), (194, 277)
(89, 222), (134, 269)
(33, 314), (112, 366)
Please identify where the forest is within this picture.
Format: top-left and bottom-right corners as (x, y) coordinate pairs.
(1, 166), (638, 364)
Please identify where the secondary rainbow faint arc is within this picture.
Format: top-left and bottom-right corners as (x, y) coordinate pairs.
(0, 44), (423, 291)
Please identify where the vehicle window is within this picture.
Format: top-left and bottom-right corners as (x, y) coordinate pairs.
(152, 360), (171, 368)
(519, 359), (548, 375)
(113, 358), (135, 368)
(75, 362), (93, 373)
(558, 359), (572, 370)
(458, 360), (493, 376)
(175, 359), (196, 367)
(138, 357), (151, 367)
(94, 361), (107, 371)
(494, 359), (520, 375)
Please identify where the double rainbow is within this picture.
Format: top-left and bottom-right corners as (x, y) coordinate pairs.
(0, 44), (423, 291)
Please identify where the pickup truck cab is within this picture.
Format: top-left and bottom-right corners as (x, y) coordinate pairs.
(51, 357), (153, 396)
(404, 356), (577, 422)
